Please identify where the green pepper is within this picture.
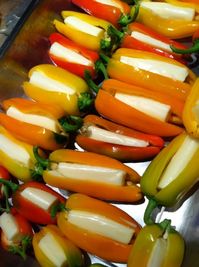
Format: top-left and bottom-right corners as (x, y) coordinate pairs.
(141, 132), (199, 224)
(128, 219), (185, 267)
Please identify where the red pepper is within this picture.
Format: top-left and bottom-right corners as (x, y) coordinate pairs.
(0, 179), (66, 225)
(49, 33), (100, 78)
(76, 114), (164, 162)
(171, 28), (199, 54)
(122, 22), (188, 63)
(0, 209), (33, 259)
(71, 0), (131, 27)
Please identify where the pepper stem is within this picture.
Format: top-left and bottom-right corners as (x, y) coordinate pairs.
(95, 60), (108, 80)
(50, 202), (68, 218)
(0, 178), (19, 192)
(59, 115), (83, 133)
(170, 40), (199, 54)
(78, 92), (94, 112)
(119, 0), (140, 26)
(144, 198), (158, 225)
(32, 146), (50, 179)
(9, 235), (32, 260)
(84, 70), (100, 94)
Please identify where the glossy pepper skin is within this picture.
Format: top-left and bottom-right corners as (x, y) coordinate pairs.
(128, 221), (185, 267)
(122, 22), (187, 63)
(41, 149), (142, 202)
(107, 48), (195, 101)
(23, 64), (89, 115)
(10, 181), (66, 225)
(33, 225), (84, 267)
(135, 4), (199, 39)
(54, 11), (122, 52)
(183, 78), (199, 138)
(57, 193), (141, 263)
(49, 33), (100, 78)
(71, 0), (131, 27)
(0, 126), (43, 182)
(1, 98), (68, 151)
(95, 79), (184, 137)
(76, 114), (164, 162)
(141, 132), (199, 209)
(165, 0), (199, 13)
(0, 209), (33, 260)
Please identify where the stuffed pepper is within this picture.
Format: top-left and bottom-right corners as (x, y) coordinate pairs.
(49, 33), (103, 79)
(0, 98), (69, 151)
(23, 64), (90, 115)
(57, 193), (141, 262)
(107, 48), (196, 101)
(0, 179), (66, 225)
(0, 125), (44, 182)
(135, 0), (199, 39)
(71, 0), (131, 27)
(183, 78), (199, 138)
(0, 209), (33, 259)
(95, 79), (184, 137)
(0, 166), (10, 200)
(33, 225), (84, 267)
(121, 22), (188, 63)
(54, 11), (123, 53)
(141, 132), (199, 224)
(33, 148), (142, 202)
(76, 114), (164, 161)
(128, 219), (185, 267)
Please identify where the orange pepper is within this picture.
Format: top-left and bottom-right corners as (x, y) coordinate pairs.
(57, 193), (141, 262)
(42, 149), (142, 202)
(0, 98), (68, 151)
(107, 48), (195, 101)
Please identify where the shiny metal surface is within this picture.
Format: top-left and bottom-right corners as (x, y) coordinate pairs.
(0, 1), (199, 267)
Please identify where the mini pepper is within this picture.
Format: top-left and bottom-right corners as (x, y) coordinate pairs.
(33, 225), (84, 267)
(71, 0), (131, 27)
(23, 64), (91, 115)
(95, 79), (184, 137)
(34, 147), (142, 202)
(0, 125), (44, 182)
(0, 98), (69, 151)
(135, 0), (199, 39)
(54, 11), (123, 53)
(57, 193), (141, 263)
(128, 219), (185, 267)
(141, 132), (199, 224)
(107, 48), (195, 101)
(76, 114), (165, 162)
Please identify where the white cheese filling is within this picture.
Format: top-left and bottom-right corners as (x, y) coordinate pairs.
(68, 210), (135, 244)
(0, 134), (30, 166)
(54, 162), (126, 186)
(7, 106), (60, 133)
(115, 93), (171, 121)
(131, 31), (172, 52)
(39, 232), (66, 267)
(95, 0), (124, 12)
(50, 42), (93, 66)
(64, 16), (104, 37)
(147, 238), (167, 267)
(85, 125), (149, 147)
(120, 56), (188, 82)
(158, 135), (199, 189)
(30, 71), (75, 94)
(0, 212), (21, 242)
(20, 188), (58, 211)
(140, 2), (195, 21)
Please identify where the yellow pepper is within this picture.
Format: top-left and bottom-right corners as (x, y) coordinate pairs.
(23, 64), (89, 115)
(183, 78), (199, 138)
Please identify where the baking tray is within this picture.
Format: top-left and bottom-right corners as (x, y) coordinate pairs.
(0, 1), (199, 266)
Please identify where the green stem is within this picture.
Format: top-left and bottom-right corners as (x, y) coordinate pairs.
(59, 115), (83, 133)
(50, 202), (68, 218)
(144, 198), (158, 225)
(84, 70), (100, 94)
(119, 1), (140, 26)
(95, 60), (108, 80)
(9, 236), (32, 260)
(170, 40), (199, 54)
(32, 146), (50, 179)
(33, 146), (49, 168)
(0, 178), (19, 192)
(2, 185), (11, 212)
(78, 92), (94, 112)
